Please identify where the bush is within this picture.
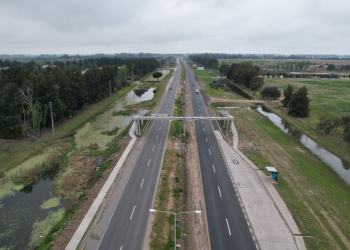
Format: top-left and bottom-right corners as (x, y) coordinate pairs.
(260, 86), (281, 100)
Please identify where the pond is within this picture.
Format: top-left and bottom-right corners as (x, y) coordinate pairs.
(0, 86), (156, 249)
(256, 105), (350, 184)
(75, 87), (155, 149)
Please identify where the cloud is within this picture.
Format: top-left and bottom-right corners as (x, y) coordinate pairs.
(0, 0), (349, 54)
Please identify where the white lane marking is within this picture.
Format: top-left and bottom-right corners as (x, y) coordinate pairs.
(206, 137), (208, 142)
(199, 109), (200, 112)
(226, 219), (232, 236)
(209, 149), (211, 155)
(213, 165), (216, 172)
(140, 178), (144, 188)
(253, 236), (256, 241)
(120, 247), (123, 250)
(218, 186), (222, 198)
(159, 127), (161, 130)
(130, 206), (136, 220)
(152, 145), (155, 151)
(250, 228), (253, 234)
(148, 159), (150, 166)
(203, 128), (205, 132)
(162, 120), (163, 123)
(201, 121), (203, 124)
(156, 135), (158, 139)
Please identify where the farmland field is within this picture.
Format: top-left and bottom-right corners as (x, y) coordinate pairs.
(265, 78), (350, 115)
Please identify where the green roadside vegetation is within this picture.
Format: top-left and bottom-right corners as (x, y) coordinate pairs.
(37, 123), (132, 249)
(161, 69), (174, 81)
(200, 77), (245, 100)
(194, 69), (211, 77)
(0, 84), (136, 173)
(140, 69), (158, 82)
(234, 108), (350, 250)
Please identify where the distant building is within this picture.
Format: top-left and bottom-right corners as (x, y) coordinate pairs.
(0, 67), (10, 70)
(197, 67), (204, 70)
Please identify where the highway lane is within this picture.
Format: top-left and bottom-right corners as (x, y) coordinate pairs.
(95, 60), (181, 250)
(181, 59), (257, 250)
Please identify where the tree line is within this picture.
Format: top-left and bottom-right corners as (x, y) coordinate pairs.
(188, 55), (219, 70)
(0, 57), (159, 139)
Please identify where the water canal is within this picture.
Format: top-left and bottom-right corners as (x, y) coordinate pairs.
(256, 105), (350, 184)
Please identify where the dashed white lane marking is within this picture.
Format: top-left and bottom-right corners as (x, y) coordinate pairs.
(147, 159), (150, 166)
(199, 109), (200, 112)
(201, 121), (203, 124)
(212, 165), (216, 172)
(140, 178), (144, 188)
(120, 246), (123, 250)
(209, 149), (211, 155)
(226, 219), (232, 236)
(203, 128), (205, 132)
(206, 137), (208, 142)
(130, 206), (136, 220)
(218, 186), (222, 198)
(152, 145), (155, 151)
(156, 135), (158, 139)
(159, 127), (161, 130)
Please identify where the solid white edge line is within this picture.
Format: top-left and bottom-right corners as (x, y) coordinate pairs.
(130, 206), (136, 220)
(226, 219), (232, 236)
(140, 178), (144, 188)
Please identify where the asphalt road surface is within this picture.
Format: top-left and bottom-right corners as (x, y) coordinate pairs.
(181, 59), (256, 250)
(95, 60), (181, 250)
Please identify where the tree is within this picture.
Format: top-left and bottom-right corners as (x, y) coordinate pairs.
(317, 116), (336, 134)
(281, 84), (294, 107)
(249, 76), (264, 90)
(289, 86), (310, 117)
(153, 72), (163, 81)
(260, 86), (280, 100)
(342, 116), (350, 144)
(327, 64), (336, 71)
(233, 62), (260, 88)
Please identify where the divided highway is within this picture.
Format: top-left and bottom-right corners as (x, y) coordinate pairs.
(93, 60), (181, 250)
(181, 59), (257, 250)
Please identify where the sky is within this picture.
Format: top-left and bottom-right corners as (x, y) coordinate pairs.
(0, 0), (349, 55)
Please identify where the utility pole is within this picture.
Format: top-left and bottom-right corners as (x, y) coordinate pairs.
(49, 102), (54, 134)
(180, 122), (181, 172)
(109, 80), (111, 98)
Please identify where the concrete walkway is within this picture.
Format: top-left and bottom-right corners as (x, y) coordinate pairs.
(65, 122), (138, 250)
(214, 130), (306, 250)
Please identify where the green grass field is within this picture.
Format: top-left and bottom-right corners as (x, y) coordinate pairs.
(0, 84), (136, 172)
(265, 78), (350, 115)
(199, 77), (245, 100)
(194, 69), (211, 77)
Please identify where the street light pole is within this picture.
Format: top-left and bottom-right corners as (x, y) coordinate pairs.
(149, 209), (201, 250)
